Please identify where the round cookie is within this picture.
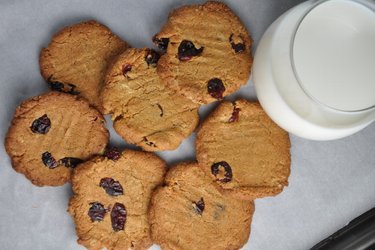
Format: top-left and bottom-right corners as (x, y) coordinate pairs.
(40, 20), (129, 111)
(149, 162), (254, 250)
(102, 48), (199, 151)
(4, 92), (109, 186)
(153, 1), (253, 104)
(196, 100), (291, 200)
(68, 150), (166, 250)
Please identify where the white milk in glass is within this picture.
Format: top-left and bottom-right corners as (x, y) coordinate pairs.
(293, 0), (375, 112)
(253, 0), (375, 140)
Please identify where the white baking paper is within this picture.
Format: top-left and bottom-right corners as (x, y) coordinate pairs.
(0, 0), (374, 249)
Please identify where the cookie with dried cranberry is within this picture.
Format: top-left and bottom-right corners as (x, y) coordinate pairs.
(68, 150), (166, 250)
(153, 1), (253, 104)
(196, 100), (291, 200)
(102, 48), (199, 151)
(40, 20), (129, 111)
(4, 92), (109, 186)
(149, 162), (254, 250)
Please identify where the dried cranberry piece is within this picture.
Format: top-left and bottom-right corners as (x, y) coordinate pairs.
(229, 34), (246, 53)
(47, 76), (80, 95)
(66, 83), (79, 95)
(111, 202), (127, 231)
(48, 81), (64, 91)
(104, 147), (121, 161)
(157, 103), (163, 117)
(229, 107), (241, 123)
(211, 161), (233, 183)
(59, 157), (83, 168)
(178, 40), (204, 61)
(88, 202), (107, 222)
(232, 43), (246, 53)
(145, 49), (160, 66)
(100, 177), (123, 196)
(122, 64), (132, 77)
(193, 198), (205, 215)
(30, 114), (51, 134)
(207, 78), (225, 99)
(152, 37), (169, 51)
(41, 151), (58, 169)
(143, 137), (157, 148)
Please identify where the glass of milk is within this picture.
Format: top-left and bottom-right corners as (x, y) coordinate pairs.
(253, 0), (375, 140)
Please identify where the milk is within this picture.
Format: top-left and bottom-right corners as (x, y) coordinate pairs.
(293, 0), (375, 111)
(253, 0), (375, 140)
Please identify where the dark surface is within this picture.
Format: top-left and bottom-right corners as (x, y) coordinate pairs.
(311, 207), (375, 250)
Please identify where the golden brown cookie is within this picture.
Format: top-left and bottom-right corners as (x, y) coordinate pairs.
(153, 1), (253, 104)
(102, 48), (199, 151)
(40, 20), (129, 111)
(4, 92), (109, 186)
(196, 100), (291, 200)
(149, 162), (254, 250)
(68, 150), (166, 250)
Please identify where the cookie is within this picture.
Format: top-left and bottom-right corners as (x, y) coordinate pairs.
(196, 100), (291, 200)
(102, 48), (199, 151)
(4, 92), (109, 186)
(68, 150), (166, 250)
(40, 20), (129, 111)
(149, 162), (254, 250)
(153, 1), (253, 104)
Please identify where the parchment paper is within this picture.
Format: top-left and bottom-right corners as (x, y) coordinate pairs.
(0, 0), (374, 249)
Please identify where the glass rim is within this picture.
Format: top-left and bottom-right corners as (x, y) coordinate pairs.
(290, 0), (375, 113)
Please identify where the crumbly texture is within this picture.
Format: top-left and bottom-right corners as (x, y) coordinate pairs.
(196, 100), (291, 200)
(40, 20), (129, 111)
(102, 48), (199, 151)
(149, 162), (254, 250)
(154, 1), (253, 104)
(4, 92), (109, 186)
(69, 150), (166, 250)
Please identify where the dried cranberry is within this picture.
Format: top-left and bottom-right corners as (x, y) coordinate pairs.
(66, 83), (80, 95)
(193, 198), (205, 215)
(157, 103), (163, 117)
(229, 107), (241, 123)
(100, 177), (123, 196)
(143, 137), (157, 147)
(229, 34), (246, 53)
(145, 49), (160, 66)
(178, 40), (203, 61)
(88, 202), (107, 222)
(48, 81), (64, 91)
(153, 36), (169, 51)
(207, 78), (225, 99)
(47, 76), (80, 95)
(211, 161), (233, 183)
(111, 202), (126, 231)
(58, 157), (83, 168)
(122, 64), (132, 77)
(104, 147), (121, 161)
(30, 114), (51, 134)
(41, 151), (58, 169)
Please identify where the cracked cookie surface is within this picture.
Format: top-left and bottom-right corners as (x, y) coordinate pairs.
(196, 100), (291, 200)
(102, 48), (199, 151)
(149, 162), (254, 250)
(69, 150), (166, 250)
(4, 92), (109, 186)
(154, 1), (253, 104)
(40, 20), (129, 111)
